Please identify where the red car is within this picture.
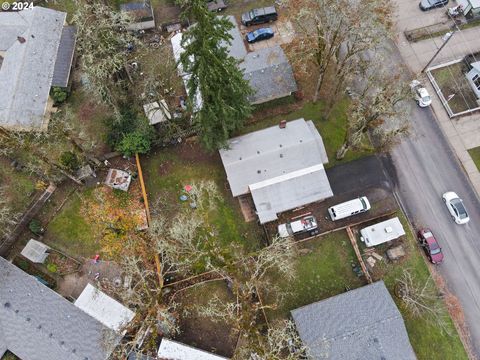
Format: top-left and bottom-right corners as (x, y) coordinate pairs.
(418, 228), (444, 264)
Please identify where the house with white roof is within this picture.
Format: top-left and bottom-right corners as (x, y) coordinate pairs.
(219, 119), (333, 224)
(0, 6), (76, 131)
(466, 61), (480, 98)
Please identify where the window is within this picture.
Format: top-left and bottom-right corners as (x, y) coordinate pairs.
(473, 74), (480, 90)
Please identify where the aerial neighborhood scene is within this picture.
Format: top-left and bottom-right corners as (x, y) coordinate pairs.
(2, 0), (480, 359)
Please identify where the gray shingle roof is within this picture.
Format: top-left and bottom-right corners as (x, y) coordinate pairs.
(240, 46), (297, 104)
(220, 119), (332, 223)
(0, 257), (119, 360)
(0, 7), (66, 131)
(120, 1), (154, 22)
(222, 15), (247, 61)
(52, 26), (76, 87)
(291, 281), (417, 360)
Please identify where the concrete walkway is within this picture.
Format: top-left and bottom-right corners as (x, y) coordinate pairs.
(394, 24), (480, 197)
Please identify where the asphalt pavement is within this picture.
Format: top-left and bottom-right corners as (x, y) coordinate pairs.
(379, 44), (480, 355)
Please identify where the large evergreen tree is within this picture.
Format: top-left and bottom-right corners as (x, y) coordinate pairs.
(179, 0), (253, 150)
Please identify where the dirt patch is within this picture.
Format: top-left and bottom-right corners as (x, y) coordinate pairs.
(175, 314), (238, 358)
(56, 259), (123, 299)
(176, 140), (220, 165)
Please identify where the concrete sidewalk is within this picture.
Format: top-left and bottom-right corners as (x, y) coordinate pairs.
(394, 25), (480, 197)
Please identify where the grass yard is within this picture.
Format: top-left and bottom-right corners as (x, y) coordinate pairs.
(265, 231), (366, 321)
(468, 146), (480, 172)
(430, 63), (479, 114)
(0, 158), (37, 214)
(141, 144), (264, 252)
(242, 100), (373, 168)
(43, 189), (101, 258)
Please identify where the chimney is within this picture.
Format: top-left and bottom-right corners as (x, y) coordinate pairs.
(279, 120), (287, 129)
(17, 36), (26, 44)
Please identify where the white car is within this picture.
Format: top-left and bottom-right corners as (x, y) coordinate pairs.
(442, 191), (470, 224)
(410, 80), (432, 107)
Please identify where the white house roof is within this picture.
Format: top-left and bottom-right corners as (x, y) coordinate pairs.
(157, 338), (228, 360)
(0, 7), (66, 131)
(220, 119), (333, 223)
(20, 239), (50, 264)
(220, 119), (329, 196)
(74, 283), (135, 332)
(250, 163), (333, 223)
(360, 217), (406, 247)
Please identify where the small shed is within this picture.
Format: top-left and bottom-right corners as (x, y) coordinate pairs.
(360, 217), (406, 247)
(105, 169), (132, 192)
(157, 338), (228, 360)
(457, 0), (480, 18)
(143, 100), (171, 125)
(20, 239), (50, 264)
(74, 283), (135, 332)
(120, 1), (156, 31)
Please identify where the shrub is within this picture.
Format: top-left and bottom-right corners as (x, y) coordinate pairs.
(46, 263), (58, 273)
(59, 151), (80, 171)
(29, 219), (43, 235)
(51, 87), (68, 104)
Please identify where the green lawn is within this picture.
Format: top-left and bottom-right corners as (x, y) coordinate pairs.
(0, 158), (37, 214)
(141, 148), (264, 252)
(468, 146), (480, 172)
(241, 100), (373, 168)
(265, 231), (366, 321)
(44, 189), (100, 258)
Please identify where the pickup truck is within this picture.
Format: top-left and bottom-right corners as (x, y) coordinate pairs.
(278, 215), (319, 238)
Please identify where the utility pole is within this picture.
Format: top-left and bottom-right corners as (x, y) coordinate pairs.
(422, 30), (455, 73)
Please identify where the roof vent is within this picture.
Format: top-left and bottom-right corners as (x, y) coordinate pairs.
(280, 154), (283, 158)
(385, 226), (393, 233)
(4, 302), (10, 308)
(279, 120), (287, 128)
(17, 36), (26, 44)
(257, 150), (260, 154)
(257, 170), (261, 174)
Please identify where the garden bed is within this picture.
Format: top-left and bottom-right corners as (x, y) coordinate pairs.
(429, 62), (479, 115)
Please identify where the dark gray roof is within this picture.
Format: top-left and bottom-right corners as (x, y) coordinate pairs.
(0, 257), (119, 360)
(52, 26), (76, 88)
(291, 281), (417, 360)
(221, 15), (247, 61)
(240, 45), (297, 104)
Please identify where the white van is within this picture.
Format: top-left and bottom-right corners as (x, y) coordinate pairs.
(328, 196), (371, 221)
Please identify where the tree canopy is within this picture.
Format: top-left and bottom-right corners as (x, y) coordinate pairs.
(178, 0), (253, 150)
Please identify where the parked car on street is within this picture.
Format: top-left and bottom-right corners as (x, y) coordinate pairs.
(410, 80), (432, 107)
(207, 0), (227, 12)
(241, 6), (278, 27)
(246, 27), (274, 43)
(278, 214), (319, 238)
(442, 191), (470, 224)
(419, 0), (449, 11)
(418, 228), (444, 264)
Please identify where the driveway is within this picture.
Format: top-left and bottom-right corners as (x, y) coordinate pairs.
(380, 39), (480, 356)
(395, 0), (453, 32)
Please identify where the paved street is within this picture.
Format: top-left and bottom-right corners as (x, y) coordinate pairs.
(382, 39), (480, 355)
